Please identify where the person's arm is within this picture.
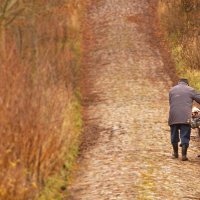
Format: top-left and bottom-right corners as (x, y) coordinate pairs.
(193, 90), (200, 104)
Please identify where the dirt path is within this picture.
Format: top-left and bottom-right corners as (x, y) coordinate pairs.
(68, 0), (200, 199)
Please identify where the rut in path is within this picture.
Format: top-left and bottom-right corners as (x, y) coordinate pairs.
(68, 0), (200, 199)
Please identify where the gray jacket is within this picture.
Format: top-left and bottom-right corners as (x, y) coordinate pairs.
(168, 82), (200, 125)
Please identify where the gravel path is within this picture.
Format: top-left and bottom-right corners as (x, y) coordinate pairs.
(67, 0), (200, 199)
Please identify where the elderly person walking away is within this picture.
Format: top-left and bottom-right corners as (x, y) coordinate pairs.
(168, 78), (200, 161)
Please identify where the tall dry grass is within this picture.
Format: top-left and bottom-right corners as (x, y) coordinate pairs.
(0, 0), (85, 199)
(158, 0), (200, 88)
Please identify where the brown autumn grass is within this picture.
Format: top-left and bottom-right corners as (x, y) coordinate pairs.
(158, 0), (200, 89)
(0, 0), (88, 199)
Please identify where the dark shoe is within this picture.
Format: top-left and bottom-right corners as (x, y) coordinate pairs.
(182, 144), (189, 161)
(172, 153), (178, 159)
(172, 143), (178, 158)
(182, 155), (189, 161)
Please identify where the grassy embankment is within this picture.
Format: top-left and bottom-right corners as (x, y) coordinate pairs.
(158, 0), (200, 90)
(0, 0), (88, 199)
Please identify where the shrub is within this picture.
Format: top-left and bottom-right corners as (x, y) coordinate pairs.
(158, 0), (200, 88)
(0, 0), (84, 199)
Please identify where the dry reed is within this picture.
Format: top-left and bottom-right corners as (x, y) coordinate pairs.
(0, 0), (85, 199)
(158, 0), (200, 88)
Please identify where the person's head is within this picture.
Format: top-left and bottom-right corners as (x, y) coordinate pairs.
(179, 78), (189, 85)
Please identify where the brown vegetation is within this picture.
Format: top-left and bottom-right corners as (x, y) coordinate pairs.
(0, 0), (86, 199)
(158, 0), (200, 89)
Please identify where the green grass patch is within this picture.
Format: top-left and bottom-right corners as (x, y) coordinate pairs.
(37, 94), (82, 200)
